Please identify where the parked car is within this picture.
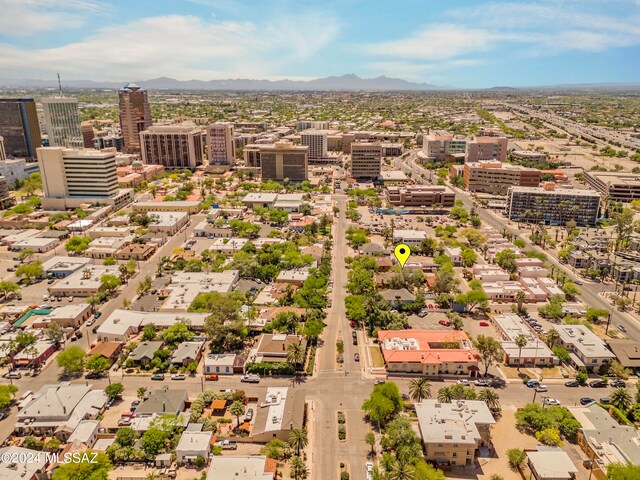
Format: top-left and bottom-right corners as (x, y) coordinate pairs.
(85, 371), (102, 379)
(94, 311), (102, 319)
(589, 380), (607, 388)
(474, 379), (490, 387)
(75, 331), (83, 338)
(354, 353), (360, 362)
(240, 374), (260, 383)
(204, 374), (219, 381)
(535, 385), (548, 392)
(526, 380), (540, 388)
(47, 279), (55, 284)
(245, 408), (254, 422)
(610, 380), (626, 388)
(171, 374), (186, 380)
(543, 398), (561, 405)
(151, 373), (165, 381)
(600, 397), (611, 404)
(3, 371), (21, 379)
(130, 400), (140, 411)
(0, 412), (5, 421)
(580, 397), (595, 405)
(479, 321), (489, 326)
(438, 320), (451, 327)
(215, 440), (237, 450)
(418, 309), (428, 317)
(374, 380), (385, 385)
(564, 380), (579, 387)
(456, 379), (470, 386)
(85, 319), (95, 327)
(117, 417), (132, 426)
(616, 324), (626, 333)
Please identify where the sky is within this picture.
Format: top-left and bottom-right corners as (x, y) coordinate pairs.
(0, 0), (639, 88)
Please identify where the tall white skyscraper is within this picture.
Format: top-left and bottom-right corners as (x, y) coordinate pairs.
(301, 130), (328, 160)
(41, 98), (83, 148)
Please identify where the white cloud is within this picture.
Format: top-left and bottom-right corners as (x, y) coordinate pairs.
(0, 11), (340, 80)
(0, 0), (105, 36)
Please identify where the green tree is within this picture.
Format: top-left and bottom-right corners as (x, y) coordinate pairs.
(86, 355), (110, 374)
(585, 307), (609, 323)
(65, 236), (92, 253)
(103, 257), (116, 266)
(137, 387), (148, 400)
(230, 400), (246, 428)
(495, 249), (518, 273)
(56, 345), (86, 375)
(474, 335), (503, 377)
(0, 384), (18, 409)
(514, 334), (528, 371)
(44, 322), (64, 343)
(0, 280), (20, 299)
(610, 387), (632, 411)
(160, 320), (193, 345)
(454, 289), (488, 313)
(478, 388), (500, 412)
(408, 377), (432, 403)
(507, 448), (526, 470)
(18, 248), (36, 263)
(105, 383), (124, 399)
(552, 346), (570, 363)
(535, 427), (563, 446)
(545, 328), (560, 348)
(100, 274), (122, 294)
(288, 428), (308, 456)
(142, 324), (157, 341)
(16, 261), (44, 282)
(365, 431), (376, 455)
(362, 382), (404, 428)
(607, 463), (640, 480)
(562, 281), (580, 300)
(116, 427), (136, 447)
(52, 452), (111, 480)
(290, 456), (308, 480)
(140, 427), (169, 456)
(287, 342), (306, 366)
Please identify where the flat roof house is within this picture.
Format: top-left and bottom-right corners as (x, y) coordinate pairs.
(251, 387), (305, 443)
(175, 431), (213, 465)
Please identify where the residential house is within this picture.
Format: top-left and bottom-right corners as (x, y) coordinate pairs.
(175, 431), (213, 465)
(171, 341), (205, 367)
(206, 456), (276, 480)
(135, 387), (188, 417)
(88, 341), (123, 366)
(526, 446), (578, 480)
(249, 334), (307, 364)
(129, 340), (164, 367)
(251, 387), (305, 443)
(204, 354), (243, 375)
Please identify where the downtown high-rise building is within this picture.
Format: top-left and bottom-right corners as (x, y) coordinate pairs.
(37, 147), (133, 210)
(206, 122), (234, 165)
(350, 142), (382, 179)
(118, 83), (152, 154)
(259, 141), (308, 181)
(0, 98), (42, 160)
(300, 130), (328, 161)
(41, 97), (83, 148)
(140, 126), (204, 170)
(0, 135), (6, 162)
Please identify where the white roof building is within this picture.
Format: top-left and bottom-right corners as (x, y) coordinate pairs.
(206, 456), (274, 480)
(96, 309), (209, 341)
(392, 229), (427, 246)
(175, 431), (213, 464)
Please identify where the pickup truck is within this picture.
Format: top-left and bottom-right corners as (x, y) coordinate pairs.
(215, 440), (238, 450)
(240, 374), (260, 383)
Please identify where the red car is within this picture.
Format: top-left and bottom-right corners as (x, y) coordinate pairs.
(479, 321), (489, 326)
(438, 320), (451, 327)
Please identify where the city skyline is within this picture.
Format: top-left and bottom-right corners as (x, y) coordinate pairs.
(0, 0), (639, 88)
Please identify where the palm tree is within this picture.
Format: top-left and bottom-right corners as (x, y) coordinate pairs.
(290, 456), (308, 480)
(437, 386), (453, 403)
(365, 431), (376, 455)
(610, 387), (632, 411)
(230, 400), (245, 428)
(408, 377), (432, 403)
(478, 388), (500, 412)
(286, 342), (306, 368)
(515, 291), (525, 312)
(288, 428), (308, 456)
(145, 473), (159, 480)
(514, 334), (528, 371)
(389, 460), (415, 480)
(545, 328), (560, 348)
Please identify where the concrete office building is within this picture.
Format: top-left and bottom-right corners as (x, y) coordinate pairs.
(140, 126), (204, 170)
(41, 97), (83, 148)
(243, 144), (261, 168)
(301, 130), (327, 160)
(81, 123), (95, 148)
(463, 161), (540, 195)
(510, 150), (548, 164)
(297, 120), (329, 131)
(350, 142), (382, 179)
(466, 136), (508, 162)
(37, 147), (133, 210)
(0, 176), (15, 209)
(0, 98), (41, 159)
(584, 171), (640, 203)
(206, 122), (234, 165)
(386, 185), (456, 207)
(423, 133), (467, 162)
(506, 185), (601, 226)
(259, 141), (308, 181)
(118, 83), (152, 154)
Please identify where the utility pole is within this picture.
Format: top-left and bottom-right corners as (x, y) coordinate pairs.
(605, 312), (612, 335)
(57, 73), (63, 97)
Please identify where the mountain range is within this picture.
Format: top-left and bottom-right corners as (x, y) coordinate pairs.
(0, 74), (637, 92)
(0, 74), (442, 91)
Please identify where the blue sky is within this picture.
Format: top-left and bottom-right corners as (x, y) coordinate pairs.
(0, 0), (639, 87)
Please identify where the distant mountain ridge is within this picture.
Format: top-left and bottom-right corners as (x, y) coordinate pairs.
(0, 74), (443, 91)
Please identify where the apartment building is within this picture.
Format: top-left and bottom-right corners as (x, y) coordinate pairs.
(416, 400), (495, 468)
(243, 144), (261, 168)
(41, 97), (83, 148)
(381, 143), (403, 156)
(350, 142), (382, 178)
(206, 122), (234, 165)
(584, 171), (640, 203)
(555, 324), (615, 371)
(386, 185), (456, 207)
(491, 313), (557, 367)
(0, 176), (15, 209)
(466, 136), (508, 162)
(300, 130), (327, 160)
(506, 185), (601, 226)
(259, 141), (308, 181)
(463, 161), (540, 195)
(118, 83), (152, 154)
(140, 125), (204, 170)
(297, 120), (329, 131)
(37, 147), (133, 210)
(423, 133), (467, 162)
(81, 123), (95, 148)
(0, 98), (41, 159)
(377, 329), (480, 377)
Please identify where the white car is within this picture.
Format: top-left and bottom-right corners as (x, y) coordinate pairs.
(456, 379), (470, 386)
(543, 398), (561, 406)
(365, 462), (374, 480)
(535, 385), (548, 392)
(86, 319), (95, 327)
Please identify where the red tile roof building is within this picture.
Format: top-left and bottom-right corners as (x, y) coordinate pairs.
(377, 329), (480, 376)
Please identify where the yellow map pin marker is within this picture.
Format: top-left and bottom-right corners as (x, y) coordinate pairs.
(394, 243), (411, 268)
